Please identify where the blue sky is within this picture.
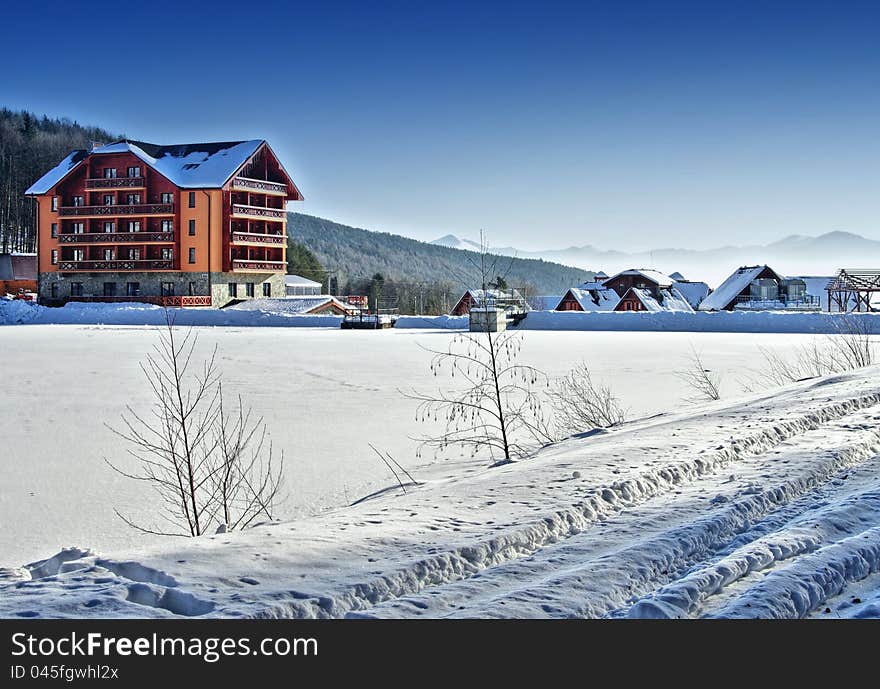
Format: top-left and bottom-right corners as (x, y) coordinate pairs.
(3, 1), (879, 250)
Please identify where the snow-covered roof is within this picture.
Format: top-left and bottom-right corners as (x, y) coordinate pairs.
(25, 151), (89, 195)
(557, 287), (620, 312)
(698, 265), (781, 311)
(284, 274), (322, 288)
(603, 268), (674, 288)
(462, 288), (523, 303)
(626, 287), (694, 312)
(669, 271), (686, 281)
(228, 295), (356, 315)
(672, 280), (710, 309)
(26, 139), (296, 194)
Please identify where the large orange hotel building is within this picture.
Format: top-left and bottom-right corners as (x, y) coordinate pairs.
(26, 139), (302, 306)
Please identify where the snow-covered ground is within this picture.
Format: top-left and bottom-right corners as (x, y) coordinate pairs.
(3, 361), (880, 619)
(0, 324), (850, 567)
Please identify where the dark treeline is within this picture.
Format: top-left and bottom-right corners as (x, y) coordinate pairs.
(0, 108), (119, 253)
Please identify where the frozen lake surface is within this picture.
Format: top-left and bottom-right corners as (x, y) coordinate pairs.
(0, 324), (830, 566)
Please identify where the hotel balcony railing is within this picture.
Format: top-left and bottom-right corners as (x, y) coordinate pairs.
(231, 204), (286, 220)
(231, 259), (286, 272)
(57, 259), (175, 271)
(231, 176), (288, 196)
(58, 231), (174, 244)
(230, 231), (286, 245)
(84, 177), (146, 189)
(59, 203), (174, 217)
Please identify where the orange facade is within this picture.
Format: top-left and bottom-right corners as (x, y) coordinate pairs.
(29, 140), (301, 305)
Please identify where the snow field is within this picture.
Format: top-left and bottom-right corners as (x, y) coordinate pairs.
(3, 365), (880, 618)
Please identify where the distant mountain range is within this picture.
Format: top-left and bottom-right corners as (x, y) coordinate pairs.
(431, 230), (880, 285)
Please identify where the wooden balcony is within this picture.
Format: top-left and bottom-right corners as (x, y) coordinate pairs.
(57, 259), (175, 272)
(84, 177), (146, 190)
(231, 259), (286, 273)
(59, 203), (174, 218)
(58, 231), (174, 244)
(231, 204), (286, 221)
(230, 231), (286, 246)
(231, 176), (288, 196)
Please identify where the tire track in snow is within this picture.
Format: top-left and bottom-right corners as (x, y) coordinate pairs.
(250, 390), (880, 619)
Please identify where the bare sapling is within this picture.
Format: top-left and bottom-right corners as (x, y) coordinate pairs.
(676, 346), (722, 402)
(107, 311), (284, 536)
(548, 362), (627, 437)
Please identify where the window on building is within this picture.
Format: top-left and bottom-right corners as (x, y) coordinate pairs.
(103, 249), (113, 261)
(246, 282), (255, 297)
(188, 282), (197, 296)
(51, 197), (58, 211)
(128, 248), (141, 260)
(72, 222), (84, 234)
(228, 283), (238, 298)
(161, 282), (174, 296)
(161, 192), (173, 204)
(103, 221), (115, 233)
(161, 220), (173, 232)
(103, 282), (117, 297)
(103, 194), (115, 206)
(262, 282), (271, 297)
(51, 249), (58, 265)
(73, 195), (84, 207)
(50, 283), (59, 298)
(126, 282), (140, 296)
(104, 168), (117, 179)
(126, 194), (141, 205)
(188, 248), (196, 264)
(188, 192), (196, 208)
(161, 248), (173, 260)
(128, 166), (141, 178)
(188, 219), (196, 236)
(70, 282), (83, 297)
(51, 223), (57, 238)
(72, 249), (84, 261)
(127, 221), (141, 233)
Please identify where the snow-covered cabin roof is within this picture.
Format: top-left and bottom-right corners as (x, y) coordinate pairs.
(228, 295), (357, 315)
(698, 265), (782, 311)
(558, 286), (620, 312)
(594, 271), (609, 279)
(462, 288), (523, 303)
(284, 274), (322, 288)
(603, 268), (674, 288)
(26, 139), (301, 195)
(672, 280), (710, 309)
(669, 271), (686, 281)
(623, 287), (694, 312)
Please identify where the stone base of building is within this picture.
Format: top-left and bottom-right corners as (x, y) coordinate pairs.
(38, 271), (286, 308)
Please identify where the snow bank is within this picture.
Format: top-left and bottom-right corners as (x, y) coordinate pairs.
(520, 309), (880, 334)
(0, 300), (342, 328)
(393, 314), (469, 329)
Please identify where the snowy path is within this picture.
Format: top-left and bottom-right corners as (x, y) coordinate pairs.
(3, 367), (880, 619)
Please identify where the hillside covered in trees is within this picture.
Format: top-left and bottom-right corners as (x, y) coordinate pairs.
(0, 109), (120, 252)
(288, 213), (592, 296)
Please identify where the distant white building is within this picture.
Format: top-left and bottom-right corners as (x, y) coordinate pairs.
(285, 274), (322, 296)
(698, 265), (819, 311)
